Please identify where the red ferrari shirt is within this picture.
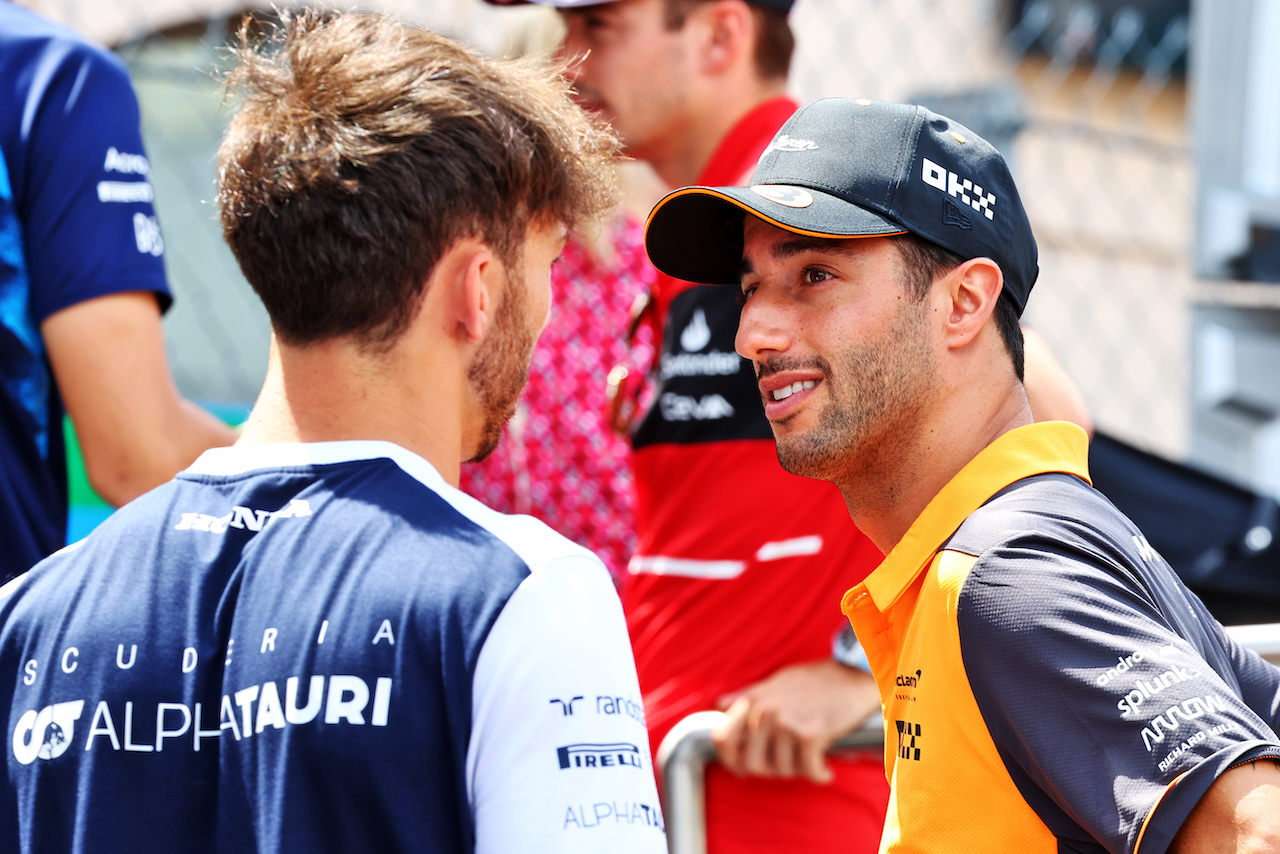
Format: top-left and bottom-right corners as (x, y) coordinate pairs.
(624, 96), (888, 854)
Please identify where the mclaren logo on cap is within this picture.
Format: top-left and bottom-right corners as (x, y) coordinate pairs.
(751, 185), (814, 208)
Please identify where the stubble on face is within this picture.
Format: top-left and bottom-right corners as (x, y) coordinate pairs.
(761, 292), (939, 510)
(465, 261), (538, 463)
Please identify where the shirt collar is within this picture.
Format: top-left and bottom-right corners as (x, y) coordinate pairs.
(862, 421), (1092, 611)
(184, 440), (448, 492)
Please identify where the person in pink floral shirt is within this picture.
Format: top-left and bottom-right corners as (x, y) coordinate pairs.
(460, 218), (654, 582)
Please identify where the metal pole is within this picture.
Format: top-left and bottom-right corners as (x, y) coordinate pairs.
(656, 711), (884, 854)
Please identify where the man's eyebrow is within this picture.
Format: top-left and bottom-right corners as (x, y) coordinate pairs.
(771, 235), (861, 260)
(739, 234), (863, 281)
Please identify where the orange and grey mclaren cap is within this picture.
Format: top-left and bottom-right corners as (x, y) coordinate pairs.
(644, 98), (1040, 314)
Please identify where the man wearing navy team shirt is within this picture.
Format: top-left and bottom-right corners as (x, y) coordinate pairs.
(0, 3), (237, 581)
(0, 12), (666, 853)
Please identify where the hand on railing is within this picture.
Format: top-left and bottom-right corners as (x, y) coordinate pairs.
(656, 710), (883, 854)
(712, 659), (881, 784)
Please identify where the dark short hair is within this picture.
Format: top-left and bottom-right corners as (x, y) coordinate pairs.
(217, 11), (619, 349)
(894, 233), (1025, 381)
(663, 0), (794, 80)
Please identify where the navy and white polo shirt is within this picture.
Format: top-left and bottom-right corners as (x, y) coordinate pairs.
(0, 441), (666, 853)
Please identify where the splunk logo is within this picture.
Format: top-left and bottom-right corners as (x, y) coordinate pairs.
(1115, 663), (1201, 718)
(556, 742), (642, 770)
(12, 700), (86, 765)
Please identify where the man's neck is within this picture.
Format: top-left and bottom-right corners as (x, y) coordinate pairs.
(237, 336), (466, 487)
(841, 385), (1035, 556)
(645, 77), (787, 189)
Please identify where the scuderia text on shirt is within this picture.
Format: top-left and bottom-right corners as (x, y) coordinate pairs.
(11, 618), (396, 765)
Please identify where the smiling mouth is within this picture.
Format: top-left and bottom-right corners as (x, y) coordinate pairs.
(771, 380), (817, 401)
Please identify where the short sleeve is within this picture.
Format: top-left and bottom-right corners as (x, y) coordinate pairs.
(957, 545), (1280, 854)
(468, 554), (667, 854)
(16, 37), (170, 321)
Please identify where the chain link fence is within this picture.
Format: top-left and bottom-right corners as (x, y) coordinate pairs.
(25, 0), (1199, 460)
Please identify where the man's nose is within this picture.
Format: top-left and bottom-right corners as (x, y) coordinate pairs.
(735, 294), (792, 363)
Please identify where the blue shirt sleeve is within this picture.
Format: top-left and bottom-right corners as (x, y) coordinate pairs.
(956, 539), (1280, 854)
(13, 33), (170, 322)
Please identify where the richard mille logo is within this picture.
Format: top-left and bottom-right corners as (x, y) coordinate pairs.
(895, 719), (922, 761)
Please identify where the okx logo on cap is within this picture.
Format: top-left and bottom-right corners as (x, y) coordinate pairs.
(644, 98), (1039, 315)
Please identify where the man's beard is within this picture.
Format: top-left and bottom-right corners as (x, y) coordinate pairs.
(465, 267), (538, 463)
(764, 297), (937, 494)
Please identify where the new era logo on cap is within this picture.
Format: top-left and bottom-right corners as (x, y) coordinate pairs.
(922, 158), (996, 221)
(644, 98), (1039, 314)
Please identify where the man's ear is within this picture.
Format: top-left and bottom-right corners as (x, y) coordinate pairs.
(695, 0), (752, 76)
(430, 238), (497, 344)
(940, 257), (1003, 351)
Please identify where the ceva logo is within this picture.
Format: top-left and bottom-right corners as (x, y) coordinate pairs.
(13, 700), (85, 765)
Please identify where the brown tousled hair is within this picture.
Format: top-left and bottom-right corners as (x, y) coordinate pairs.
(217, 11), (620, 349)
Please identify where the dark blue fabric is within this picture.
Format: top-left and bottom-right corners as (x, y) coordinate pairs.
(0, 4), (171, 582)
(951, 474), (1280, 854)
(0, 458), (529, 853)
(631, 285), (771, 449)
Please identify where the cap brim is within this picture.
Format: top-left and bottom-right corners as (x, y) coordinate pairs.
(645, 185), (908, 285)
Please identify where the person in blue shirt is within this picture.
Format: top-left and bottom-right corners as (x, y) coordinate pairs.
(0, 11), (666, 854)
(0, 2), (238, 581)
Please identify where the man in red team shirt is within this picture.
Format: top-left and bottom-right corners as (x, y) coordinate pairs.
(486, 1), (890, 852)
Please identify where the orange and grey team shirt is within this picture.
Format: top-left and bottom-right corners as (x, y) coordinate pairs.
(843, 421), (1280, 854)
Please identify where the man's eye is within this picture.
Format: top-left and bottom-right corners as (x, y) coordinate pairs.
(735, 287), (755, 306)
(802, 268), (831, 285)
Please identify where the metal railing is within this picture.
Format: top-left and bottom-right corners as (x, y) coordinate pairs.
(657, 623), (1280, 854)
(656, 710), (883, 854)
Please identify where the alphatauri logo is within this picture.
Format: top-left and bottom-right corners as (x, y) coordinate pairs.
(13, 700), (85, 765)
